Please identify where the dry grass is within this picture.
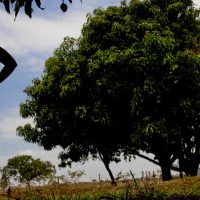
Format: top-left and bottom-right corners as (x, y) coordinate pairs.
(0, 181), (127, 198)
(0, 177), (200, 199)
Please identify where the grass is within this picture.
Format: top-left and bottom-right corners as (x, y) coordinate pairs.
(1, 177), (200, 199)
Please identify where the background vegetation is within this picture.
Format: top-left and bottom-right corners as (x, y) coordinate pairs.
(0, 176), (200, 199)
(1, 0), (200, 199)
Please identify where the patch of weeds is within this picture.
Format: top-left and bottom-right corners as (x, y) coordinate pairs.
(129, 170), (167, 200)
(97, 171), (167, 200)
(178, 177), (200, 197)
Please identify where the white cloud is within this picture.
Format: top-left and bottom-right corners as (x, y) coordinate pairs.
(0, 7), (88, 75)
(193, 0), (200, 7)
(28, 57), (44, 73)
(0, 0), (124, 58)
(17, 147), (61, 164)
(19, 55), (46, 74)
(0, 10), (86, 56)
(0, 107), (32, 137)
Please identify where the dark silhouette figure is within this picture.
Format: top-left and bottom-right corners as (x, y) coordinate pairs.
(0, 47), (17, 83)
(7, 186), (11, 198)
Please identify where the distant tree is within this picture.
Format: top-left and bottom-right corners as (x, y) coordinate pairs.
(67, 170), (85, 183)
(47, 174), (68, 185)
(17, 0), (200, 182)
(0, 0), (81, 19)
(1, 155), (56, 188)
(0, 167), (9, 189)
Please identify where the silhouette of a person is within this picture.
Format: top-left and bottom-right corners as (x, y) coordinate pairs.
(0, 47), (17, 83)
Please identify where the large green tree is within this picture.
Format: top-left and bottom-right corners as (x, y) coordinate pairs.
(1, 155), (56, 187)
(17, 0), (200, 182)
(17, 36), (130, 185)
(126, 0), (200, 180)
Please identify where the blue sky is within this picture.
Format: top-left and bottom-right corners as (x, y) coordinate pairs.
(0, 0), (200, 183)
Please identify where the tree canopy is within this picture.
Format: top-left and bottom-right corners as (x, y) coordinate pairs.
(1, 155), (56, 187)
(17, 0), (200, 182)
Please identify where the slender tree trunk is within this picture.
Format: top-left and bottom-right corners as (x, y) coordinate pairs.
(27, 181), (31, 190)
(99, 153), (117, 186)
(7, 186), (11, 200)
(103, 161), (117, 186)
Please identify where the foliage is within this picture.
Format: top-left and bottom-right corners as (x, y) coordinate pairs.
(67, 170), (85, 183)
(125, 0), (200, 180)
(17, 0), (200, 182)
(1, 155), (56, 187)
(0, 0), (81, 19)
(17, 34), (128, 184)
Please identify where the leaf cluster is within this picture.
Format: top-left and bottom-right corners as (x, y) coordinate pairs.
(0, 0), (80, 19)
(0, 0), (44, 19)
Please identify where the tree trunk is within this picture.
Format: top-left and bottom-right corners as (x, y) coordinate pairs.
(159, 159), (172, 181)
(186, 161), (199, 176)
(137, 152), (173, 181)
(27, 181), (31, 190)
(103, 161), (117, 186)
(179, 156), (199, 177)
(99, 153), (117, 186)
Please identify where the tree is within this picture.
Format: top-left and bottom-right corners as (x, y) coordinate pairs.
(0, 167), (9, 189)
(125, 0), (200, 180)
(0, 0), (81, 19)
(17, 0), (200, 182)
(1, 155), (56, 188)
(67, 170), (85, 183)
(17, 35), (130, 185)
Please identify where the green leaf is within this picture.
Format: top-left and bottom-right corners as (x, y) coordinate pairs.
(24, 0), (32, 18)
(14, 0), (20, 19)
(35, 0), (44, 10)
(60, 2), (67, 12)
(3, 0), (10, 13)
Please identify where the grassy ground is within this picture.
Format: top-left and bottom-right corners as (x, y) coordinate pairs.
(1, 177), (200, 199)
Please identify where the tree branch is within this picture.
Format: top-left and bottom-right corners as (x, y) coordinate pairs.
(136, 153), (160, 166)
(137, 153), (181, 172)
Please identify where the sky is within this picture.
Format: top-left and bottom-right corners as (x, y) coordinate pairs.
(0, 0), (200, 183)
